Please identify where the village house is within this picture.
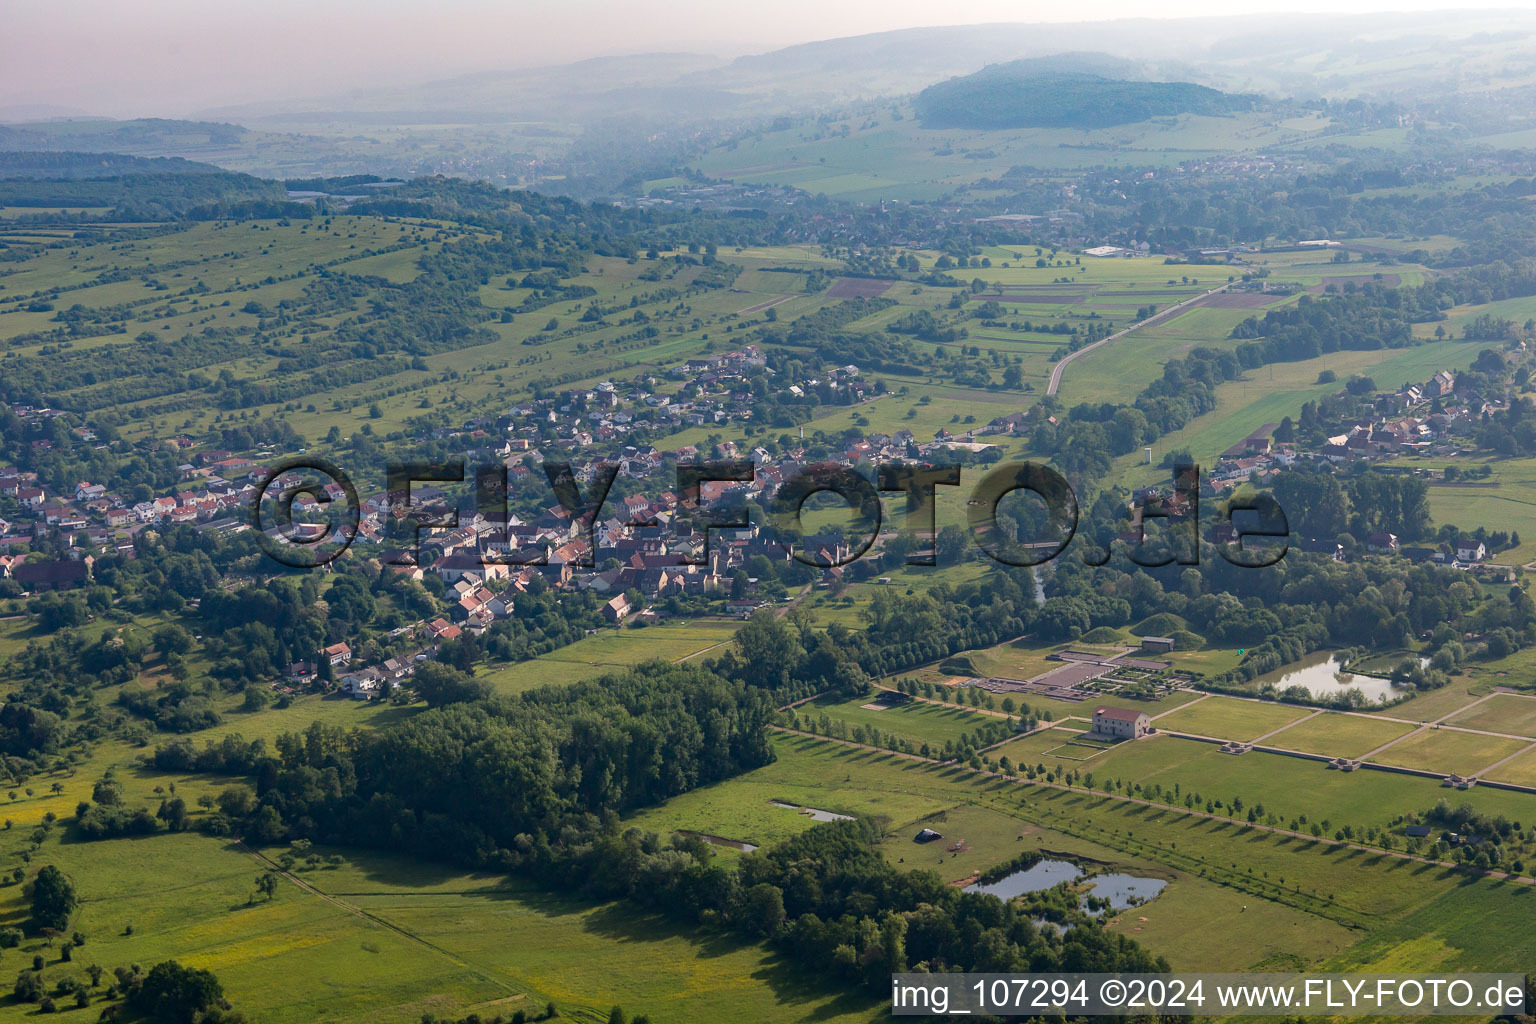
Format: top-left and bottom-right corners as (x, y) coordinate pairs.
(1367, 532), (1400, 553)
(14, 558), (93, 591)
(602, 593), (633, 622)
(321, 642), (352, 667)
(1091, 706), (1151, 740)
(341, 668), (382, 700)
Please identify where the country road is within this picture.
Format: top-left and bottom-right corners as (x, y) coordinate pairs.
(1045, 281), (1234, 397)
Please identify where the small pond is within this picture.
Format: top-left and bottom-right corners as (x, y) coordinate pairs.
(965, 859), (1167, 913)
(769, 800), (854, 822)
(964, 858), (1083, 899)
(1085, 872), (1167, 910)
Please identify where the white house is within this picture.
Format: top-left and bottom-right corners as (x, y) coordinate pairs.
(341, 669), (382, 700)
(1091, 706), (1151, 740)
(1457, 541), (1488, 563)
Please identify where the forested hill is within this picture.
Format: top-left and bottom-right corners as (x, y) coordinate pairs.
(915, 68), (1257, 129)
(0, 165), (288, 219)
(0, 151), (228, 179)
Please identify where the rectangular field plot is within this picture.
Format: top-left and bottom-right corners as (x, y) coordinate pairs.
(1482, 745), (1536, 787)
(626, 734), (954, 847)
(1360, 684), (1489, 723)
(993, 725), (1116, 764)
(1153, 696), (1312, 742)
(1263, 713), (1416, 759)
(1367, 728), (1530, 776)
(478, 625), (735, 694)
(1444, 693), (1536, 738)
(343, 884), (886, 1024)
(1079, 737), (1536, 831)
(795, 693), (1000, 748)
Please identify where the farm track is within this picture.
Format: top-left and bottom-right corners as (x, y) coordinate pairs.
(1045, 282), (1233, 396)
(237, 843), (525, 998)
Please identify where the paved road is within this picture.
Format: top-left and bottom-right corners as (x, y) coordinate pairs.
(1045, 282), (1233, 397)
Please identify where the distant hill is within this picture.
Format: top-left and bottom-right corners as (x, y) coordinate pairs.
(915, 68), (1258, 130)
(0, 118), (246, 155)
(0, 150), (227, 180)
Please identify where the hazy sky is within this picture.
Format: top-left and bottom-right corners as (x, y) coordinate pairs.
(6, 0), (1535, 118)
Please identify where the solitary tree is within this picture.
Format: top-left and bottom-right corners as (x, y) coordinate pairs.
(29, 865), (75, 933)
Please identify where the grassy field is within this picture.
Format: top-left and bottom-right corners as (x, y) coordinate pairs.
(1366, 728), (1531, 776)
(795, 692), (1002, 748)
(1482, 746), (1536, 787)
(689, 735), (1535, 972)
(965, 640), (1102, 680)
(1153, 696), (1314, 741)
(477, 623), (737, 694)
(691, 108), (1340, 201)
(0, 831), (502, 1024)
(1443, 693), (1536, 737)
(4, 705), (1532, 1022)
(0, 822), (886, 1024)
(1263, 713), (1416, 759)
(1039, 732), (1536, 829)
(1361, 684), (1490, 724)
(1324, 875), (1536, 977)
(1416, 457), (1536, 565)
(992, 725), (1119, 764)
(340, 882), (885, 1024)
(1113, 337), (1484, 491)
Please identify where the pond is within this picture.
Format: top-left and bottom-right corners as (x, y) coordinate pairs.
(676, 830), (758, 852)
(965, 858), (1083, 899)
(965, 859), (1168, 913)
(1085, 872), (1167, 910)
(1251, 651), (1406, 704)
(769, 800), (854, 822)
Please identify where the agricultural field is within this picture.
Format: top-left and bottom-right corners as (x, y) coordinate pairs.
(691, 107), (1342, 201)
(792, 691), (1003, 748)
(0, 822), (886, 1024)
(1030, 732), (1536, 830)
(627, 733), (1536, 977)
(991, 724), (1116, 763)
(1113, 334), (1484, 491)
(1153, 696), (1313, 741)
(477, 623), (738, 694)
(1366, 728), (1531, 777)
(1484, 747), (1536, 788)
(1264, 713), (1416, 759)
(1443, 693), (1536, 738)
(0, 830), (501, 1024)
(1413, 456), (1536, 566)
(1361, 685), (1492, 724)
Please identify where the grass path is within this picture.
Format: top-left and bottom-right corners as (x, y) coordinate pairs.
(238, 843), (527, 1003)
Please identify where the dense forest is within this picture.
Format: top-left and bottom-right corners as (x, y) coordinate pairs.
(916, 69), (1257, 130)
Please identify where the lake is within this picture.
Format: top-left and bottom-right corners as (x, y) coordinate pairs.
(1252, 651), (1405, 704)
